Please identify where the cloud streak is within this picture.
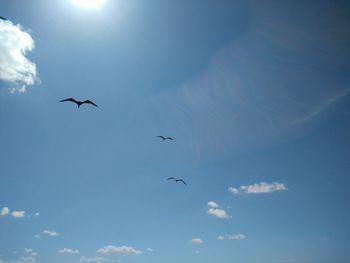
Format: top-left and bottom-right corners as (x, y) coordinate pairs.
(12, 211), (26, 218)
(42, 230), (59, 237)
(97, 245), (142, 255)
(80, 257), (105, 263)
(218, 234), (246, 240)
(133, 1), (350, 162)
(229, 182), (286, 194)
(190, 238), (203, 244)
(58, 248), (79, 254)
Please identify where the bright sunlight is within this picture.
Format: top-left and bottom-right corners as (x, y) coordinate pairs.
(71, 0), (105, 9)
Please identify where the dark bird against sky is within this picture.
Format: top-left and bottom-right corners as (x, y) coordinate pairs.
(156, 136), (174, 141)
(0, 16), (8, 20)
(59, 98), (99, 108)
(167, 177), (187, 185)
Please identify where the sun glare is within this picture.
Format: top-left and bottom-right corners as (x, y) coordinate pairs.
(72, 0), (105, 9)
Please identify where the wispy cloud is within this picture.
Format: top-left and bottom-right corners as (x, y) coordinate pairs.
(207, 201), (231, 219)
(0, 256), (36, 263)
(58, 248), (79, 254)
(29, 212), (40, 218)
(190, 238), (203, 244)
(97, 245), (142, 255)
(24, 249), (37, 257)
(146, 248), (154, 252)
(320, 237), (328, 242)
(133, 1), (350, 162)
(217, 234), (246, 240)
(229, 182), (286, 194)
(42, 230), (59, 237)
(0, 20), (39, 93)
(80, 257), (106, 263)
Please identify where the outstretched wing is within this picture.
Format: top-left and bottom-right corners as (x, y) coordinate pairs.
(59, 98), (78, 104)
(177, 179), (187, 185)
(166, 137), (174, 140)
(167, 177), (176, 181)
(82, 100), (99, 108)
(0, 16), (7, 21)
(156, 136), (165, 140)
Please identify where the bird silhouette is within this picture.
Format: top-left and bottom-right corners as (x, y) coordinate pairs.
(156, 136), (174, 141)
(0, 16), (7, 21)
(167, 177), (187, 185)
(59, 98), (98, 108)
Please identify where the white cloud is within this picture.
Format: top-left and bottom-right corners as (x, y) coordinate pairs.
(190, 238), (203, 244)
(80, 257), (106, 263)
(146, 248), (154, 252)
(0, 20), (38, 92)
(228, 234), (246, 240)
(207, 202), (231, 219)
(58, 248), (79, 254)
(229, 182), (287, 194)
(207, 201), (219, 208)
(18, 257), (35, 263)
(12, 211), (25, 218)
(0, 257), (36, 263)
(1, 207), (9, 216)
(42, 230), (59, 237)
(218, 234), (246, 240)
(97, 245), (142, 255)
(228, 187), (239, 194)
(24, 249), (36, 257)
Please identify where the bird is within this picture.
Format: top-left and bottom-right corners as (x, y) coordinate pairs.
(0, 16), (7, 21)
(156, 135), (174, 141)
(59, 98), (99, 108)
(167, 177), (187, 185)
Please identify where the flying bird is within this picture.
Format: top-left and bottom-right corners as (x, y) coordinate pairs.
(156, 136), (174, 141)
(0, 16), (7, 21)
(167, 177), (187, 185)
(59, 98), (99, 108)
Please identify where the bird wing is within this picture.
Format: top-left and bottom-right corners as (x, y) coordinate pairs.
(178, 179), (187, 185)
(167, 177), (176, 181)
(166, 137), (174, 140)
(0, 16), (7, 21)
(59, 98), (78, 104)
(156, 136), (165, 139)
(82, 100), (99, 107)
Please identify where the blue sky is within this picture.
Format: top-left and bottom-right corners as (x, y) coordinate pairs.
(1, 1), (350, 262)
